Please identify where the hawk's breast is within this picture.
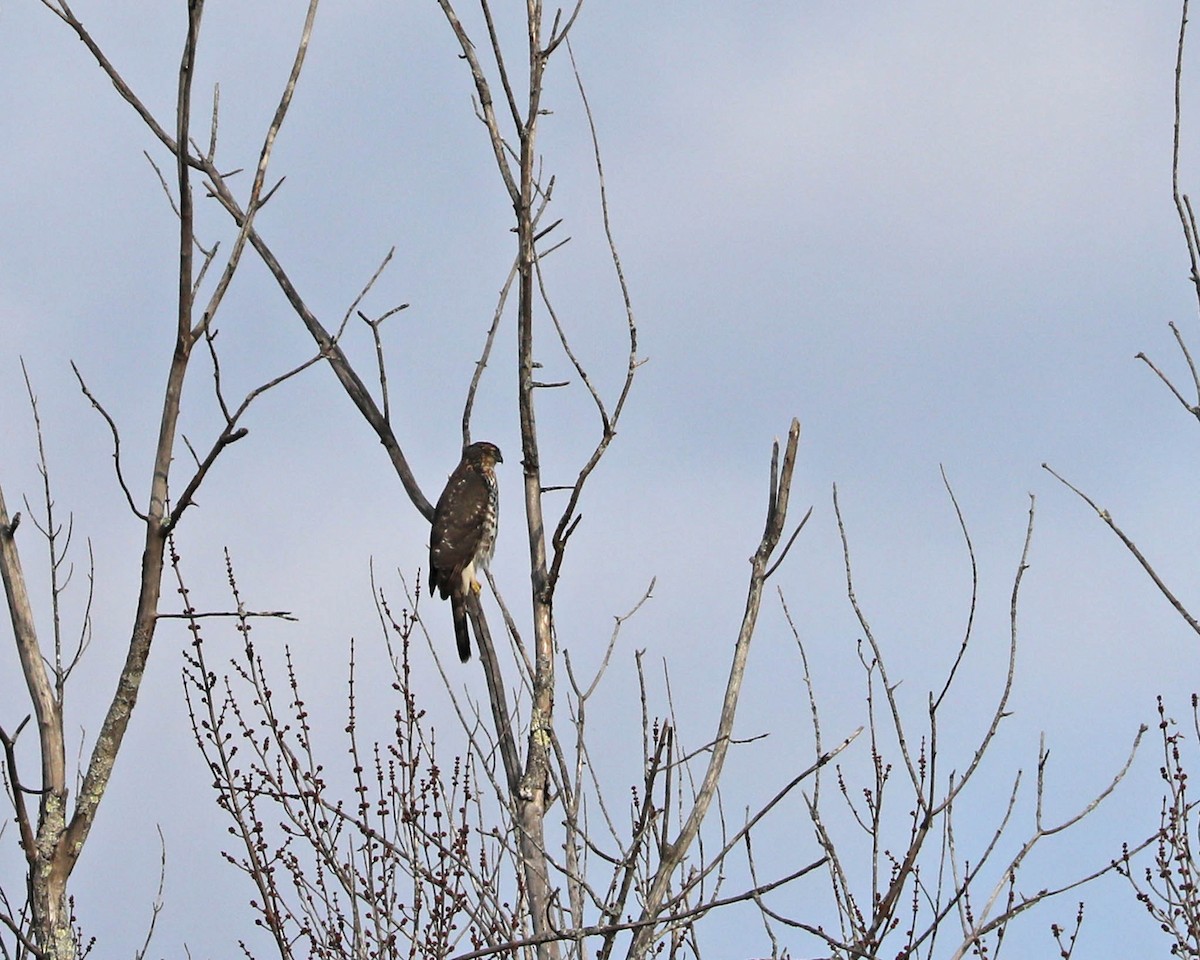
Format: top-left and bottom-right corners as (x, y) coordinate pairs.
(475, 470), (498, 567)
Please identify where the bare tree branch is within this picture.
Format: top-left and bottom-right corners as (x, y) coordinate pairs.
(625, 419), (803, 957)
(1043, 462), (1200, 635)
(70, 363), (147, 522)
(462, 259), (517, 446)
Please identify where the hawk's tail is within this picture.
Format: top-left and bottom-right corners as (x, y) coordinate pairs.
(451, 595), (472, 662)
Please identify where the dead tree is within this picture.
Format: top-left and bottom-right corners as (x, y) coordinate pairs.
(0, 2), (325, 954)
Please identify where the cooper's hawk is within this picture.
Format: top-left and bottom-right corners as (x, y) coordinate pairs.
(429, 441), (502, 661)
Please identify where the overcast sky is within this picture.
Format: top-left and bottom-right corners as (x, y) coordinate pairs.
(3, 2), (1200, 956)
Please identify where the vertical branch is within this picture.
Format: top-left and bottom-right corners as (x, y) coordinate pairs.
(0, 481), (66, 866)
(512, 5), (566, 955)
(1139, 0), (1200, 418)
(626, 419), (803, 958)
(5, 9), (206, 950)
(175, 2), (199, 348)
(1174, 0), (1200, 311)
(20, 364), (67, 689)
(59, 1), (205, 929)
(515, 0), (552, 781)
(435, 3), (565, 954)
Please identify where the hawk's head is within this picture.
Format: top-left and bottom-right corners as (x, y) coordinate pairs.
(464, 441), (503, 470)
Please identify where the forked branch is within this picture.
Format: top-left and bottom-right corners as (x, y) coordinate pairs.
(625, 418), (804, 957)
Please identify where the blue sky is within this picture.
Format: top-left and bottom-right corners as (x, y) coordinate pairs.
(3, 1), (1200, 956)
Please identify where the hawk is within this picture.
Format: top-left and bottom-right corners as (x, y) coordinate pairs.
(429, 441), (502, 661)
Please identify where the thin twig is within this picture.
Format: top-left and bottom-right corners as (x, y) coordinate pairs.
(70, 363), (147, 521)
(462, 259), (517, 445)
(158, 609), (297, 621)
(1043, 462), (1200, 635)
(359, 298), (409, 426)
(931, 466), (978, 714)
